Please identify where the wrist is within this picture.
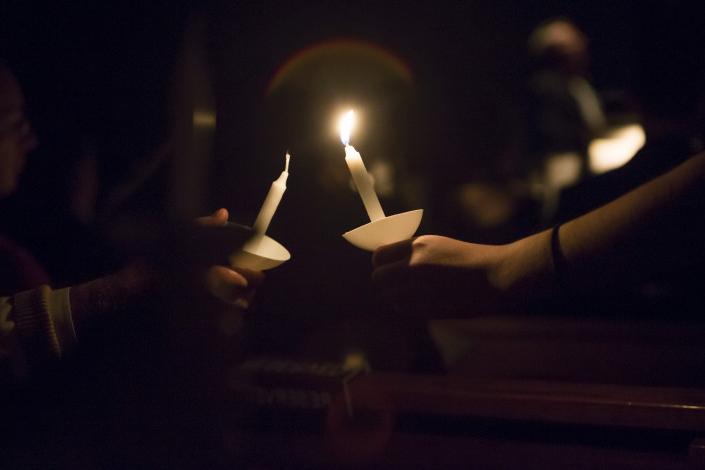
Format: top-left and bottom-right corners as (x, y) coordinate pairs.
(496, 230), (555, 304)
(70, 262), (157, 328)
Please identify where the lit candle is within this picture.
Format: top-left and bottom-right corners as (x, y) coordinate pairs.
(253, 152), (290, 234)
(339, 110), (385, 221)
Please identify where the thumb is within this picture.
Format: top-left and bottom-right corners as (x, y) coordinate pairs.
(197, 208), (229, 226)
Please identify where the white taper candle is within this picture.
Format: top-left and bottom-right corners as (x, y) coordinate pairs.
(339, 110), (385, 222)
(344, 145), (385, 221)
(253, 153), (290, 234)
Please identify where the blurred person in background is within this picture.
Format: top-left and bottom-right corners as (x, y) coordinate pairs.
(525, 17), (606, 220)
(445, 18), (605, 245)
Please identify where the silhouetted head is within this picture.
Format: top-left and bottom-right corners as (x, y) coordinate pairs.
(0, 62), (37, 198)
(528, 18), (589, 76)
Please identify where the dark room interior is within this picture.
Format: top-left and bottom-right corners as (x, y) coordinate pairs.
(1, 1), (704, 468)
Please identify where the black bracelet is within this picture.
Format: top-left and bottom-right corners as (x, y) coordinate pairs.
(550, 224), (571, 295)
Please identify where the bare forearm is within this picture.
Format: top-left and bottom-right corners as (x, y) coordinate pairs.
(559, 152), (705, 291)
(500, 152), (705, 302)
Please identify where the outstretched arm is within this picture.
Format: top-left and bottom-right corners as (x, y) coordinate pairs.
(372, 152), (705, 316)
(71, 208), (263, 333)
(1, 208), (263, 378)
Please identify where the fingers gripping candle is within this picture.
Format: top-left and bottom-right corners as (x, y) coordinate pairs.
(253, 152), (290, 234)
(339, 110), (385, 222)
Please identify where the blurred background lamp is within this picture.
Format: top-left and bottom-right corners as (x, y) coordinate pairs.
(589, 123), (646, 174)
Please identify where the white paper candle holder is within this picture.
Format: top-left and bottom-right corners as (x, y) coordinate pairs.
(228, 227), (291, 271)
(342, 209), (423, 251)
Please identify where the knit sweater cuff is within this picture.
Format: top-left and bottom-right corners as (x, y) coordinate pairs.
(13, 285), (76, 363)
(53, 287), (76, 353)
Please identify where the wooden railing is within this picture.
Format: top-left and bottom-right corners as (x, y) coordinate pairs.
(228, 372), (705, 469)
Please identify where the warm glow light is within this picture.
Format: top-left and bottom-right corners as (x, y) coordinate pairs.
(545, 152), (582, 189)
(266, 39), (413, 96)
(339, 110), (356, 146)
(589, 124), (646, 174)
(192, 110), (216, 128)
(343, 351), (369, 372)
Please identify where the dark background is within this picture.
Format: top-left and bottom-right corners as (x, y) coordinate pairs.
(3, 1), (705, 467)
(0, 0), (699, 368)
(0, 1), (695, 354)
(1, 0), (640, 214)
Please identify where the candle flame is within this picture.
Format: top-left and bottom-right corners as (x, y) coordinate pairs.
(285, 152), (291, 172)
(339, 110), (356, 146)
